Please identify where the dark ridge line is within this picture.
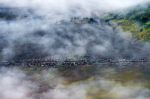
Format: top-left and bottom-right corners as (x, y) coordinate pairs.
(0, 58), (150, 68)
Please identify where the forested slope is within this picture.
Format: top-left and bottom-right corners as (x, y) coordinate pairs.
(106, 3), (150, 41)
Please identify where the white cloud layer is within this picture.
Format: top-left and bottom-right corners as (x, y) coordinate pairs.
(0, 0), (149, 18)
(0, 0), (149, 60)
(0, 68), (150, 99)
(0, 1), (150, 99)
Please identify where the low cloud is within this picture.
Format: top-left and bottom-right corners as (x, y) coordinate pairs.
(0, 68), (150, 99)
(0, 0), (150, 99)
(0, 0), (150, 60)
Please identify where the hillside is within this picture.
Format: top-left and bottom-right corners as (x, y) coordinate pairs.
(105, 3), (150, 41)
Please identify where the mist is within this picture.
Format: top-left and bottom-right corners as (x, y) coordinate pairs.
(0, 0), (150, 99)
(0, 68), (150, 99)
(0, 0), (150, 60)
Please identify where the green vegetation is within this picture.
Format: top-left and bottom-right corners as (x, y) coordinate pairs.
(113, 19), (141, 38)
(106, 4), (150, 41)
